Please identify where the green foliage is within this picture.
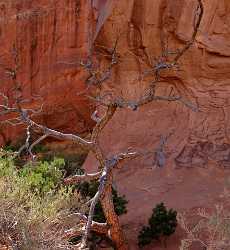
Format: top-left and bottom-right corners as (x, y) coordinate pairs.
(0, 151), (73, 221)
(19, 158), (65, 195)
(77, 181), (128, 222)
(3, 140), (20, 152)
(38, 152), (87, 176)
(138, 202), (177, 247)
(32, 143), (49, 153)
(3, 138), (27, 152)
(3, 141), (49, 167)
(3, 139), (48, 154)
(0, 149), (82, 249)
(0, 149), (126, 249)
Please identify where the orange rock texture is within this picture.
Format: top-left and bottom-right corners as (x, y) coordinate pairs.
(1, 0), (230, 249)
(0, 0), (96, 144)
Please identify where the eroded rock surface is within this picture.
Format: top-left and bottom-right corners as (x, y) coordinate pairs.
(0, 0), (97, 144)
(83, 0), (230, 249)
(1, 0), (230, 249)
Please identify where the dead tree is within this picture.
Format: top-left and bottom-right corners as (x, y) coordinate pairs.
(0, 91), (189, 250)
(0, 0), (204, 249)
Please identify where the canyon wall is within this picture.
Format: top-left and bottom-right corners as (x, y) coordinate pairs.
(84, 0), (230, 249)
(1, 0), (230, 249)
(0, 0), (96, 144)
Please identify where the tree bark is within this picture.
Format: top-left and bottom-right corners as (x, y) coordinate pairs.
(100, 173), (128, 250)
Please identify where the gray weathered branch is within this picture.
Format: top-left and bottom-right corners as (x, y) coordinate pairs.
(64, 171), (102, 185)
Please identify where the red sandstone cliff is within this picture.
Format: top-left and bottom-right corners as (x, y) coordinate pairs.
(0, 0), (97, 144)
(1, 0), (230, 249)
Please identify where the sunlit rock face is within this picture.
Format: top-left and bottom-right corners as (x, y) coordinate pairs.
(1, 0), (230, 249)
(0, 0), (97, 144)
(83, 1), (230, 249)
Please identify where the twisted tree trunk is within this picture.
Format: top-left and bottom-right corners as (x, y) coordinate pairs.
(101, 173), (128, 250)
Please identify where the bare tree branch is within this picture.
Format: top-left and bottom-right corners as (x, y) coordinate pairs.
(88, 93), (198, 112)
(91, 103), (117, 142)
(19, 110), (93, 148)
(63, 221), (109, 240)
(28, 134), (49, 160)
(17, 125), (31, 156)
(80, 151), (138, 248)
(0, 3), (204, 248)
(64, 171), (102, 185)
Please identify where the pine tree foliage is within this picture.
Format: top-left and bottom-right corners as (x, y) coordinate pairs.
(138, 202), (177, 247)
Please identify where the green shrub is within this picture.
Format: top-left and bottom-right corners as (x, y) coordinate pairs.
(38, 152), (87, 176)
(138, 202), (177, 247)
(32, 144), (49, 153)
(0, 151), (72, 219)
(19, 157), (65, 195)
(0, 149), (83, 249)
(3, 140), (21, 152)
(0, 149), (127, 249)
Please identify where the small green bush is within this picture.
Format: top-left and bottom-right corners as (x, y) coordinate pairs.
(138, 202), (177, 247)
(38, 152), (87, 176)
(19, 157), (65, 195)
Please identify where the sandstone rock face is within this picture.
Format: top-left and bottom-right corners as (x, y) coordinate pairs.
(0, 0), (96, 144)
(1, 0), (230, 249)
(83, 0), (230, 249)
